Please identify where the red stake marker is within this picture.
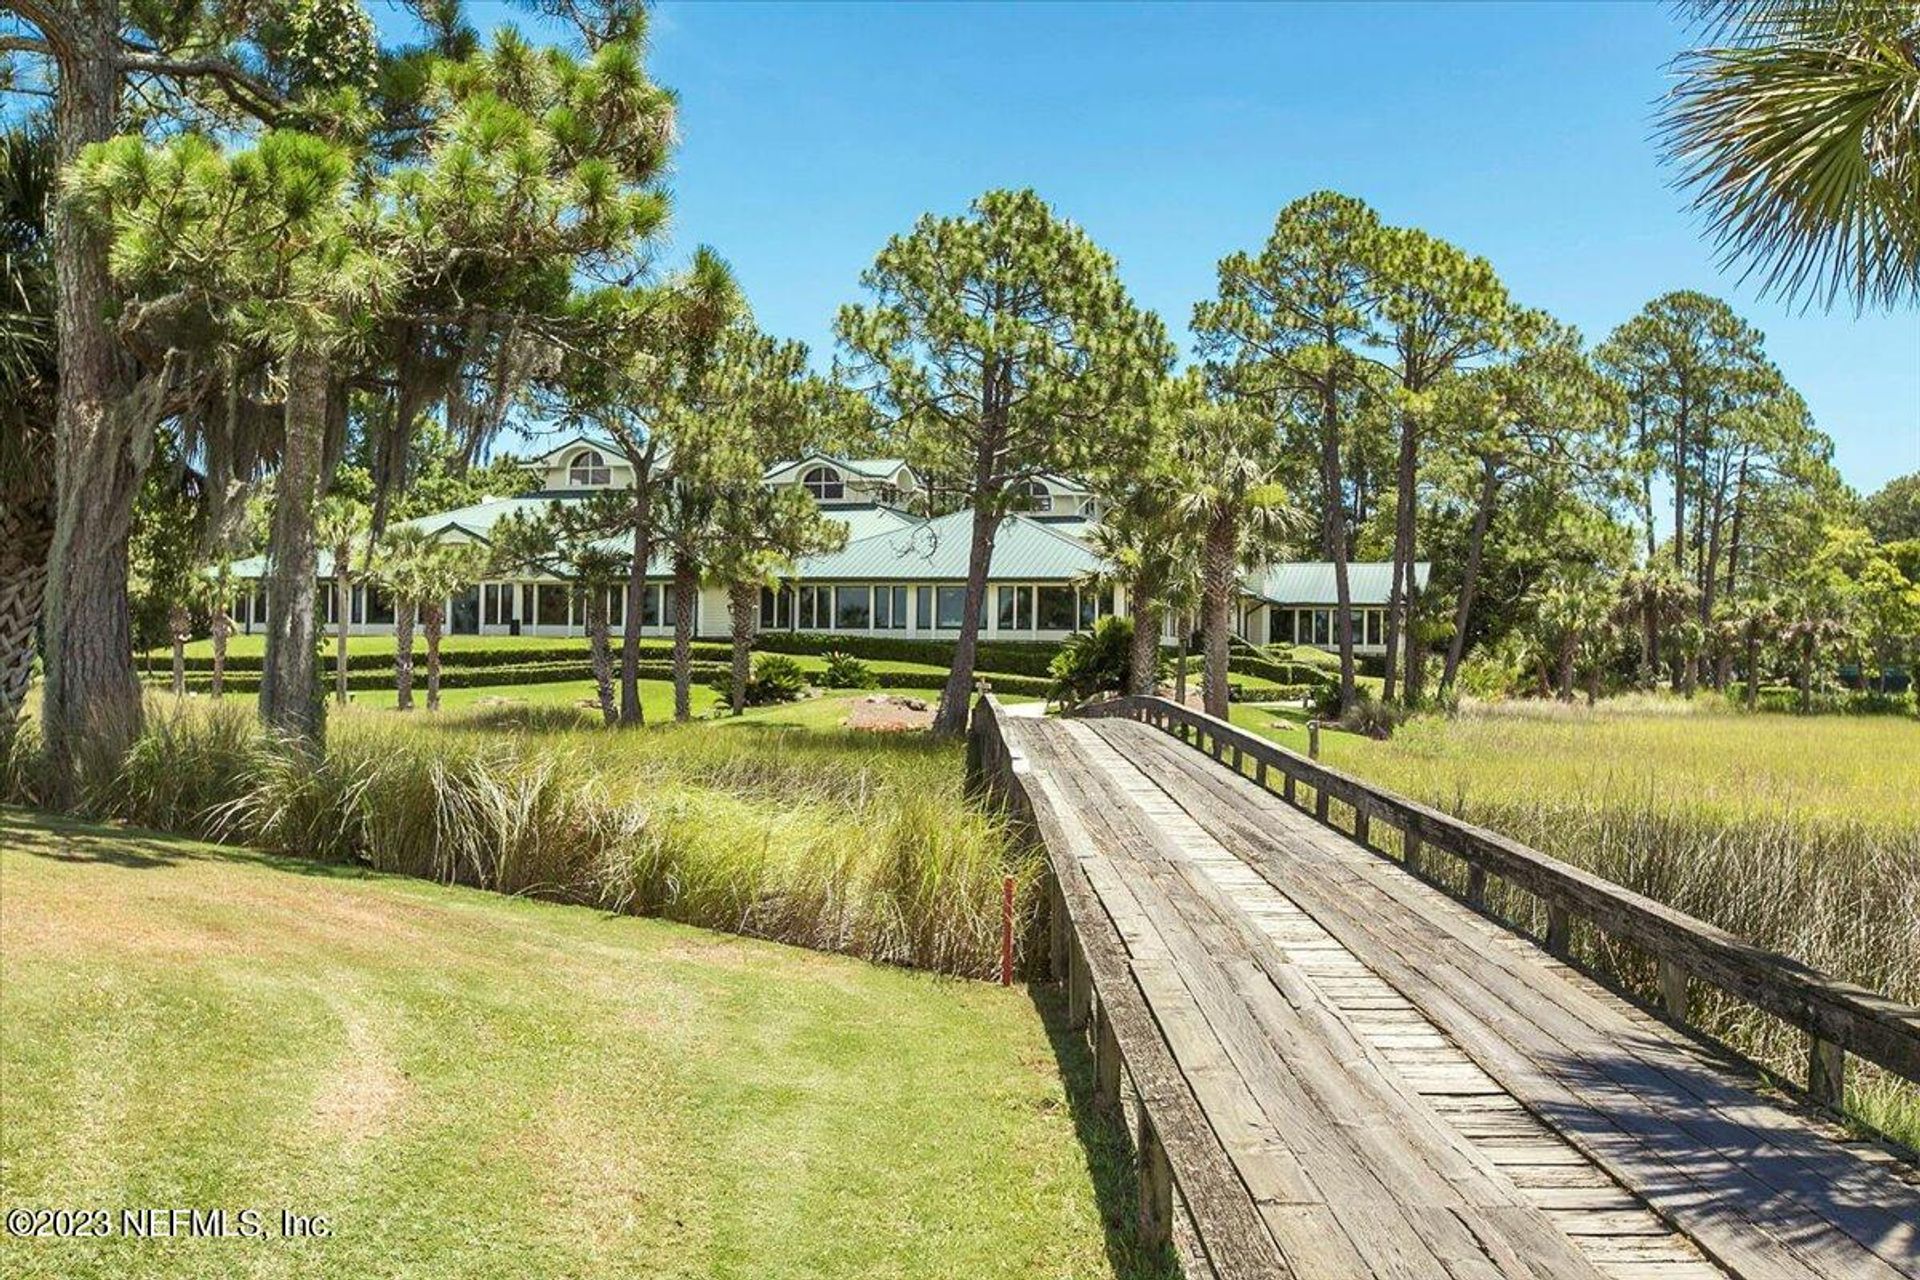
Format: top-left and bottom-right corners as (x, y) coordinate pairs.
(1000, 874), (1016, 987)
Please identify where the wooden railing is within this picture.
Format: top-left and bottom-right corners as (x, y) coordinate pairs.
(1077, 695), (1920, 1114)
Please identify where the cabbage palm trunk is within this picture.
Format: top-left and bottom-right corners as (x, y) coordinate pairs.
(421, 600), (445, 712)
(257, 350), (330, 745)
(1126, 582), (1159, 697)
(393, 604), (416, 711)
(671, 557), (698, 722)
(1200, 509), (1237, 719)
(726, 580), (757, 716)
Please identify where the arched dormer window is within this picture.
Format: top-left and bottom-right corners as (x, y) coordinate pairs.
(569, 449), (611, 487)
(802, 465), (844, 501)
(1013, 479), (1053, 513)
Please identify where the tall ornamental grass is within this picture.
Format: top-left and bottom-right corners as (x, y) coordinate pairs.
(4, 699), (1035, 980)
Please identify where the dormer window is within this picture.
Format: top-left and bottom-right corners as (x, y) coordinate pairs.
(1013, 479), (1053, 513)
(569, 449), (611, 487)
(802, 466), (844, 501)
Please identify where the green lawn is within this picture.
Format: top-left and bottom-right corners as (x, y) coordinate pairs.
(0, 810), (1160, 1280)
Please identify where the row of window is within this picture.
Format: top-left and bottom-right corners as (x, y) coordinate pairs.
(760, 584), (1114, 633)
(1280, 607), (1388, 647)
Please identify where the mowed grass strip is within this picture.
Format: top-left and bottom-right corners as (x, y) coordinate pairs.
(0, 810), (1158, 1280)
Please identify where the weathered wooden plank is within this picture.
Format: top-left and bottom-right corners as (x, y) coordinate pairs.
(1111, 723), (1920, 1280)
(1079, 696), (1920, 1090)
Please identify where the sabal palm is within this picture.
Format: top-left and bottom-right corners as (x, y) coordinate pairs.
(1662, 0), (1920, 310)
(316, 495), (372, 707)
(1172, 399), (1303, 718)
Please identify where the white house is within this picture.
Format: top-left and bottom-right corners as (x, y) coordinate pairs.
(224, 436), (1421, 653)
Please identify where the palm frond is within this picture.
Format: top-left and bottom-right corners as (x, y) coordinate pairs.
(1661, 0), (1920, 311)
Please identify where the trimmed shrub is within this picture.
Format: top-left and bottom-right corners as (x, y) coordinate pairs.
(154, 638), (732, 674)
(1048, 616), (1150, 705)
(819, 650), (879, 690)
(707, 653), (809, 707)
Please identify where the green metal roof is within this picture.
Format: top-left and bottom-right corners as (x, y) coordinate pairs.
(793, 510), (1103, 582)
(1254, 561), (1430, 607)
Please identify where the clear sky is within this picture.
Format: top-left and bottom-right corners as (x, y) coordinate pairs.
(464, 2), (1919, 492)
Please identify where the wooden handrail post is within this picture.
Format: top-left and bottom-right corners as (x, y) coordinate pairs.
(1546, 903), (1572, 958)
(1404, 830), (1424, 879)
(1094, 1002), (1122, 1118)
(1314, 786), (1331, 822)
(1810, 1037), (1846, 1110)
(1307, 719), (1321, 759)
(1353, 809), (1371, 847)
(1658, 958), (1689, 1023)
(1137, 1110), (1173, 1251)
(1466, 864), (1488, 910)
(1068, 938), (1093, 1032)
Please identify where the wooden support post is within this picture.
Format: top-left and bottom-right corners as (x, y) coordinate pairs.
(1809, 1036), (1846, 1110)
(1137, 1109), (1173, 1252)
(1404, 830), (1424, 879)
(1466, 864), (1488, 910)
(1353, 809), (1370, 847)
(1093, 1002), (1122, 1118)
(1283, 774), (1297, 805)
(1314, 787), (1330, 822)
(1049, 877), (1069, 983)
(1307, 720), (1321, 759)
(1254, 759), (1268, 789)
(1231, 744), (1243, 773)
(1546, 903), (1572, 958)
(1068, 940), (1092, 1033)
(1658, 958), (1688, 1023)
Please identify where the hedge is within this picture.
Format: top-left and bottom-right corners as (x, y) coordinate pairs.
(753, 631), (1062, 677)
(151, 639), (731, 674)
(150, 658), (728, 695)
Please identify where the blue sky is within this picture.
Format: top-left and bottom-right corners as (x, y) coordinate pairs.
(453, 2), (1917, 492)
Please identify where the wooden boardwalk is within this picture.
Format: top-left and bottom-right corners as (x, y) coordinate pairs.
(968, 695), (1920, 1280)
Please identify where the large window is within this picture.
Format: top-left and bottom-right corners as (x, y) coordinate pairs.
(364, 586), (394, 626)
(1013, 480), (1053, 513)
(997, 585), (1034, 631)
(873, 585), (909, 630)
(796, 584), (832, 630)
(835, 585), (872, 630)
(482, 583), (512, 626)
(760, 585), (792, 629)
(802, 466), (843, 501)
(936, 585), (965, 630)
(568, 449), (610, 486)
(536, 583), (570, 627)
(1036, 585), (1077, 631)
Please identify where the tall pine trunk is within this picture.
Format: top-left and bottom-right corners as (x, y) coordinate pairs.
(394, 604), (416, 711)
(618, 450), (655, 726)
(422, 603), (444, 712)
(1201, 507), (1236, 720)
(169, 603), (188, 696)
(1442, 457), (1499, 694)
(671, 558), (697, 722)
(586, 589), (616, 726)
(1126, 577), (1159, 696)
(258, 351), (329, 747)
(210, 604), (229, 699)
(933, 503), (1000, 736)
(41, 0), (143, 802)
(1319, 387), (1358, 714)
(334, 549), (352, 706)
(1381, 409), (1418, 704)
(726, 580), (757, 716)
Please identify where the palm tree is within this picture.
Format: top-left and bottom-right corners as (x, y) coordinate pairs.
(1614, 567), (1697, 689)
(1086, 487), (1189, 698)
(1661, 0), (1920, 310)
(374, 527), (434, 712)
(413, 542), (486, 713)
(316, 494), (372, 707)
(1172, 393), (1303, 719)
(0, 127), (56, 755)
(707, 484), (846, 717)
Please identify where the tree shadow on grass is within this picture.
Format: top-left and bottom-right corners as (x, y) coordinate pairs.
(1027, 980), (1181, 1280)
(3, 807), (370, 881)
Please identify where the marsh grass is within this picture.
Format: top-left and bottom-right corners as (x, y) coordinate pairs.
(5, 696), (1034, 980)
(1286, 695), (1920, 1145)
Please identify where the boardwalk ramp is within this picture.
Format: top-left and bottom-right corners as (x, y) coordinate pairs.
(968, 694), (1920, 1280)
